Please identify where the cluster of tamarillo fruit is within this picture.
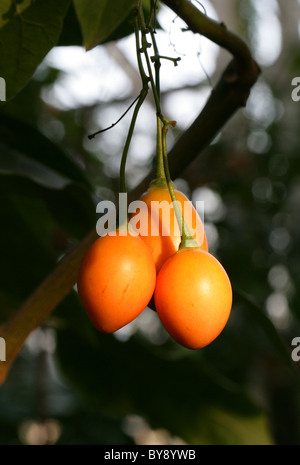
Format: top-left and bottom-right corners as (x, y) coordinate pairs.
(77, 179), (232, 350)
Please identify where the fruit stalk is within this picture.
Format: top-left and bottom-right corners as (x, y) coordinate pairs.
(119, 12), (150, 197)
(161, 120), (199, 250)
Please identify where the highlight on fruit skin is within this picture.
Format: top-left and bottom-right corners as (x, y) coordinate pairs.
(129, 185), (208, 273)
(154, 248), (232, 350)
(77, 228), (156, 333)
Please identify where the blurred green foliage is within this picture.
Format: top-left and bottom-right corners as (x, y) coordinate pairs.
(0, 0), (300, 445)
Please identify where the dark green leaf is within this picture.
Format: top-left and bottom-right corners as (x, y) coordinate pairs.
(102, 0), (160, 45)
(42, 182), (96, 240)
(58, 2), (83, 47)
(0, 179), (56, 302)
(0, 113), (91, 188)
(0, 145), (71, 190)
(0, 174), (95, 307)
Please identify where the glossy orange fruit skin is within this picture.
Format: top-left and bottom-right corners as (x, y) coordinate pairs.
(154, 248), (232, 349)
(77, 229), (156, 333)
(130, 186), (208, 273)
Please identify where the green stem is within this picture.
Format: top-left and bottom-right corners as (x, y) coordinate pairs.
(88, 94), (140, 140)
(149, 16), (165, 185)
(139, 1), (197, 249)
(154, 116), (166, 183)
(138, 5), (162, 118)
(150, 32), (161, 98)
(119, 9), (150, 197)
(147, 0), (158, 30)
(119, 88), (148, 195)
(151, 55), (181, 67)
(161, 121), (199, 250)
(137, 2), (165, 188)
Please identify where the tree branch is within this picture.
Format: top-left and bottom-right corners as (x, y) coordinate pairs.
(162, 0), (255, 69)
(0, 0), (260, 385)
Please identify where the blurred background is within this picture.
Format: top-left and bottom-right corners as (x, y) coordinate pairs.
(0, 0), (300, 445)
